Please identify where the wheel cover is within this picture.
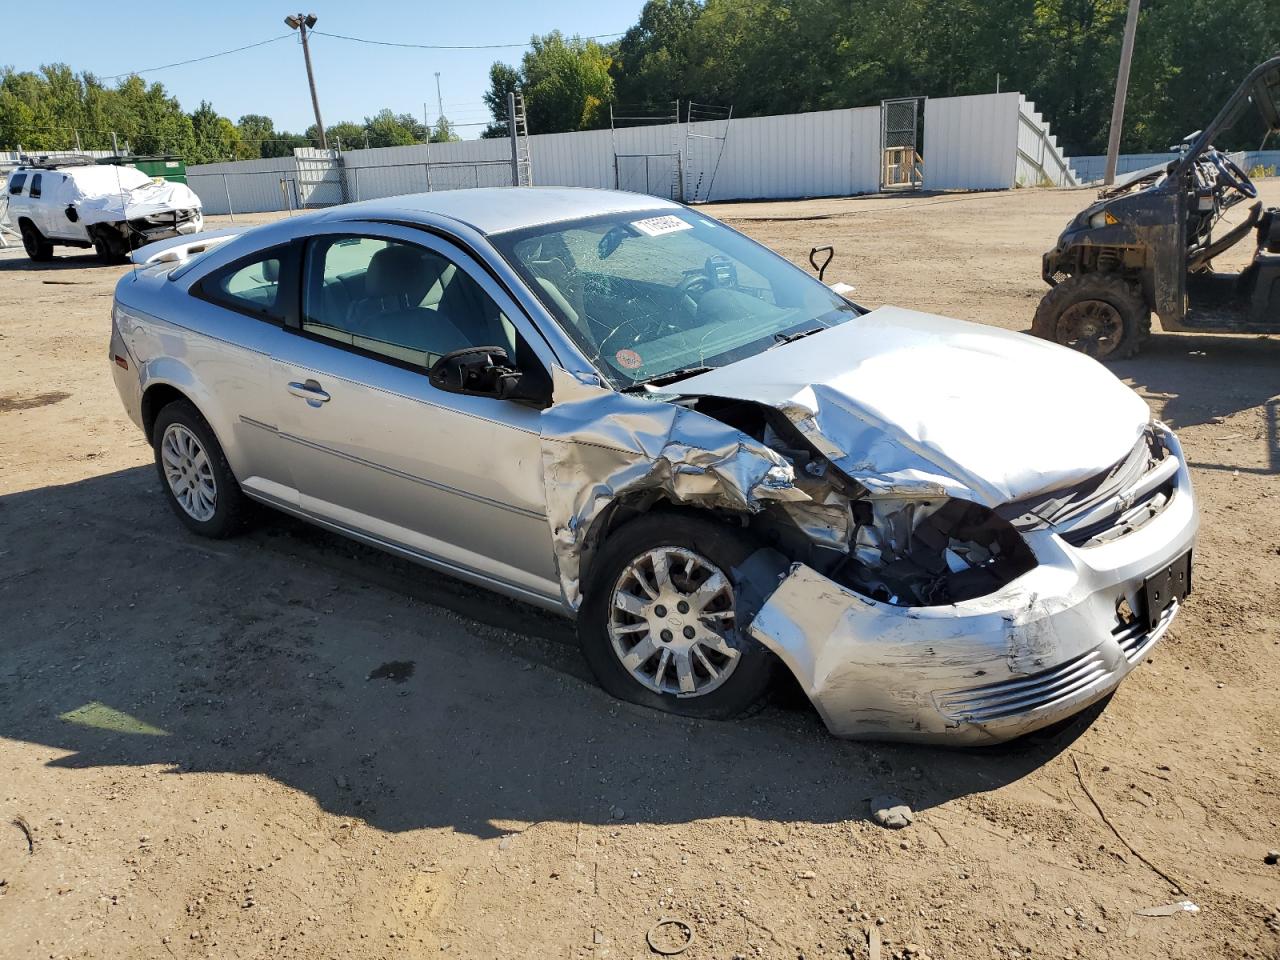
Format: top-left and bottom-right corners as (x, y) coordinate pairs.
(160, 424), (217, 522)
(1056, 299), (1124, 358)
(607, 546), (742, 698)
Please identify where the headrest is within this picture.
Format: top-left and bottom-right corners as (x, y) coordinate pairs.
(366, 244), (438, 303)
(262, 257), (280, 283)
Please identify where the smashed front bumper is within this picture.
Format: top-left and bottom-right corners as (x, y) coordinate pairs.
(748, 427), (1198, 744)
(129, 209), (204, 243)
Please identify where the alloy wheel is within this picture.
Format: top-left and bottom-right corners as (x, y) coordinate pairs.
(160, 423), (217, 522)
(1056, 299), (1124, 358)
(607, 546), (742, 698)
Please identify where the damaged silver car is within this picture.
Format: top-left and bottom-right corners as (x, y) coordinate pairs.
(110, 188), (1198, 744)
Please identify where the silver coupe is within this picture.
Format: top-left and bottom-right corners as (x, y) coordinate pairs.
(110, 188), (1198, 744)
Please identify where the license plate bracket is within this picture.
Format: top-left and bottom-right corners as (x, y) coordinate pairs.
(1141, 551), (1191, 629)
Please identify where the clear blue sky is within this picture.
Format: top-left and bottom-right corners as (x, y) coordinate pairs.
(8, 1), (647, 138)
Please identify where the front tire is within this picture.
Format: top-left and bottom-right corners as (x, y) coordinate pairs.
(578, 513), (775, 720)
(1032, 274), (1149, 360)
(151, 399), (249, 538)
(91, 227), (130, 265)
(20, 220), (53, 261)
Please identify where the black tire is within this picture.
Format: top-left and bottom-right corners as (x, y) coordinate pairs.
(578, 512), (775, 720)
(1032, 274), (1149, 360)
(19, 220), (54, 261)
(91, 228), (129, 265)
(151, 399), (250, 538)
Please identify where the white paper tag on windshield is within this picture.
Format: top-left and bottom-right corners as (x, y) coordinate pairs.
(631, 215), (693, 237)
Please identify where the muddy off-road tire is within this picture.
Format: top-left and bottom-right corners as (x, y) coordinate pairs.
(1032, 274), (1150, 360)
(20, 220), (54, 261)
(152, 399), (251, 539)
(578, 514), (775, 721)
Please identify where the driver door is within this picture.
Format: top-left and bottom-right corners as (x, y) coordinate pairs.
(269, 224), (560, 602)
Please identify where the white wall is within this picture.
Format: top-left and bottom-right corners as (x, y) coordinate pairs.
(924, 93), (1022, 190)
(188, 91), (1053, 214)
(187, 156), (299, 215)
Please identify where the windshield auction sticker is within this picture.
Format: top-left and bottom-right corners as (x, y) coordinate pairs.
(615, 348), (644, 370)
(631, 215), (694, 237)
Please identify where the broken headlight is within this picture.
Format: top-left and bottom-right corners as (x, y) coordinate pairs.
(837, 497), (1037, 607)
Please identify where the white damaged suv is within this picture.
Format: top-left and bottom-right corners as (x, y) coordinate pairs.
(5, 157), (202, 264)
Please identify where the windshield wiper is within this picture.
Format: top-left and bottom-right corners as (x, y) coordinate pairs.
(621, 365), (715, 392)
(769, 326), (827, 349)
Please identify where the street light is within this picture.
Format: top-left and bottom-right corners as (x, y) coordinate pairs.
(285, 13), (327, 150)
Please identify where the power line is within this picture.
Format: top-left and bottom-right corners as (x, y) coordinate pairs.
(311, 29), (624, 50)
(99, 35), (293, 81)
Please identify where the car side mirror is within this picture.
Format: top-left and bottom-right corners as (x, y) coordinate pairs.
(427, 346), (551, 407)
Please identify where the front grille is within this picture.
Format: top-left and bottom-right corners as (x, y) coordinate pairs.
(936, 649), (1112, 723)
(1112, 599), (1176, 663)
(1059, 476), (1175, 547)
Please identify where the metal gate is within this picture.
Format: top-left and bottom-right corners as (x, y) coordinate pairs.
(614, 153), (683, 200)
(293, 148), (348, 208)
(880, 97), (925, 189)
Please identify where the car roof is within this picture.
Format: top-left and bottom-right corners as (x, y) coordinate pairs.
(316, 187), (682, 237)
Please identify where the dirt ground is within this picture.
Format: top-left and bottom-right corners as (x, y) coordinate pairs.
(2, 183), (1278, 960)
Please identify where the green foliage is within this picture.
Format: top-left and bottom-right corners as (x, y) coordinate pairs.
(430, 117), (460, 143)
(484, 31), (615, 135)
(482, 63), (522, 138)
(487, 0), (1280, 154)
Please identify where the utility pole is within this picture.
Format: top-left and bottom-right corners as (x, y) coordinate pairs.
(285, 13), (328, 150)
(434, 72), (445, 123)
(1104, 0), (1141, 185)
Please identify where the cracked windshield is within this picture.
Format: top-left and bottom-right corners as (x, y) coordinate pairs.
(493, 209), (858, 389)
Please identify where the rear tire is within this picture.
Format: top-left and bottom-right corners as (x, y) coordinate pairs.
(1032, 274), (1148, 360)
(578, 513), (775, 720)
(20, 220), (53, 261)
(151, 399), (250, 538)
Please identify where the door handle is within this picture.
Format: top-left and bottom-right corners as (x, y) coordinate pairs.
(287, 379), (331, 404)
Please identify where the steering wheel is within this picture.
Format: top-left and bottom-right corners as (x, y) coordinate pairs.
(1209, 150), (1257, 199)
(677, 271), (712, 300)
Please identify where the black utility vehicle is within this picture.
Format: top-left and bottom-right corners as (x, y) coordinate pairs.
(1035, 57), (1280, 359)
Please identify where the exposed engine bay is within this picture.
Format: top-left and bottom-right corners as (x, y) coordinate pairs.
(684, 395), (1037, 608)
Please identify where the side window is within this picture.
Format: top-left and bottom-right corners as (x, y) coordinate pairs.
(300, 235), (522, 369)
(7, 173), (26, 196)
(29, 174), (42, 199)
(198, 249), (285, 319)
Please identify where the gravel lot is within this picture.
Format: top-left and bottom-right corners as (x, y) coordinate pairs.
(2, 183), (1278, 960)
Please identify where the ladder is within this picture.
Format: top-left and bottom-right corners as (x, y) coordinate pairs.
(513, 90), (533, 187)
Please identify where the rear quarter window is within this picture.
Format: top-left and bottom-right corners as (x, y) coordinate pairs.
(7, 173), (26, 195)
(194, 246), (291, 321)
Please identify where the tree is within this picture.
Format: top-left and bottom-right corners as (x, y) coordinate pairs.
(430, 117), (460, 143)
(363, 108), (420, 148)
(612, 0), (702, 112)
(307, 120), (365, 149)
(189, 100), (243, 162)
(482, 63), (522, 138)
(483, 32), (615, 135)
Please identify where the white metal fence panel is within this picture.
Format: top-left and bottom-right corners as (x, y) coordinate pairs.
(924, 93), (1021, 190)
(188, 156), (300, 215)
(186, 92), (1060, 214)
(1069, 150), (1280, 184)
(1015, 97), (1078, 187)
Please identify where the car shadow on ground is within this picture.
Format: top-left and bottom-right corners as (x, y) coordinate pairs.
(0, 251), (109, 271)
(0, 465), (1098, 839)
(1110, 332), (1280, 475)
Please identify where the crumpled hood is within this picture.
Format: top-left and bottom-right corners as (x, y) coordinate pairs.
(675, 305), (1151, 506)
(76, 179), (202, 226)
